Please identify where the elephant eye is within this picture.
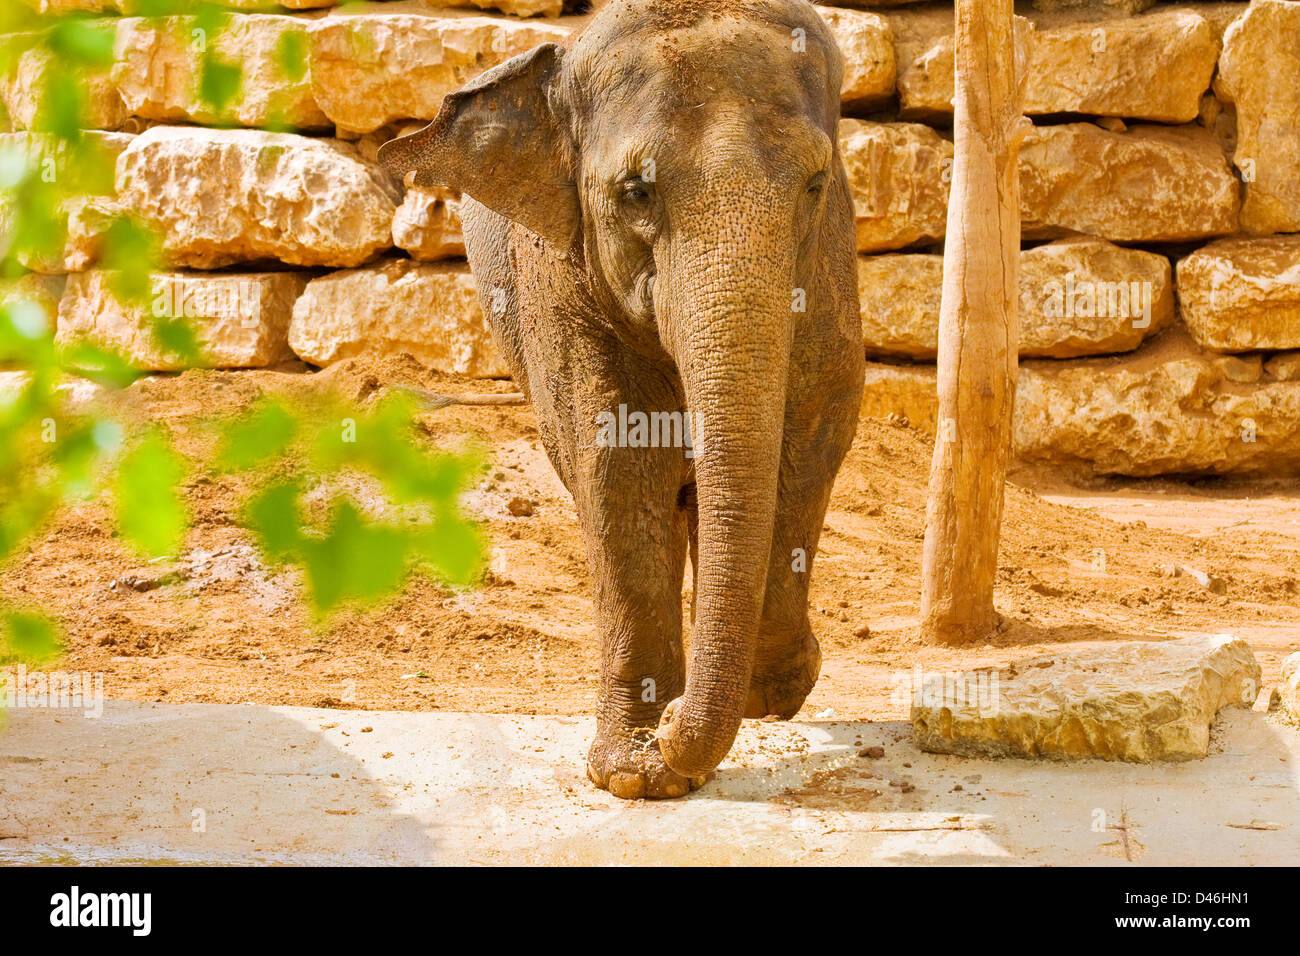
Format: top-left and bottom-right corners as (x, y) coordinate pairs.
(618, 176), (653, 210)
(806, 171), (827, 197)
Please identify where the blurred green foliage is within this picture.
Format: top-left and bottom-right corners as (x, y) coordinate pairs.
(0, 0), (486, 677)
(216, 393), (488, 621)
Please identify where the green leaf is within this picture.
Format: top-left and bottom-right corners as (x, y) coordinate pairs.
(115, 431), (187, 558)
(298, 500), (410, 617)
(2, 610), (62, 664)
(34, 70), (84, 139)
(198, 53), (242, 115)
(58, 340), (143, 390)
(149, 313), (204, 366)
(47, 19), (116, 68)
(245, 480), (301, 562)
(275, 29), (307, 83)
(418, 516), (485, 587)
(216, 400), (297, 472)
(99, 217), (162, 305)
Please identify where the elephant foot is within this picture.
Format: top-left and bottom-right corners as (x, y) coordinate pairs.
(586, 731), (709, 800)
(744, 629), (821, 719)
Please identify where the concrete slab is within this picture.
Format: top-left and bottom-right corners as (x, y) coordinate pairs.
(0, 701), (1297, 865)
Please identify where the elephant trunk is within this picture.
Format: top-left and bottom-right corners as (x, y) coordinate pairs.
(656, 237), (792, 779)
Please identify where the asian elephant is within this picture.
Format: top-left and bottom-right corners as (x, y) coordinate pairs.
(378, 0), (864, 798)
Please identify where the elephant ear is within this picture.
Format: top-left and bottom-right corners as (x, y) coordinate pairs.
(377, 43), (580, 251)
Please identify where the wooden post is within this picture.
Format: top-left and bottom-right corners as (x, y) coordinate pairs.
(919, 0), (1027, 645)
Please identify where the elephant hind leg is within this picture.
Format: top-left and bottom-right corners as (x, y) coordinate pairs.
(744, 597), (822, 721)
(743, 486), (836, 721)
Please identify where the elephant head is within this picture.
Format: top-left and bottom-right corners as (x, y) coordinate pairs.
(379, 0), (851, 778)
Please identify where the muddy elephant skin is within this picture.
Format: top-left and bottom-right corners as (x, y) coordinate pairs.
(380, 0), (864, 798)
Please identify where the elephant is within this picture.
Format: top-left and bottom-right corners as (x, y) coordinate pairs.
(379, 0), (865, 799)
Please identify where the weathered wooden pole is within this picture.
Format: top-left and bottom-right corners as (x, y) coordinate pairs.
(919, 0), (1027, 645)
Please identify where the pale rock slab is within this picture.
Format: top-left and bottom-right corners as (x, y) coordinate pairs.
(16, 0), (338, 9)
(861, 331), (1300, 475)
(288, 258), (508, 377)
(1178, 236), (1300, 353)
(1265, 352), (1300, 383)
(0, 132), (134, 273)
(0, 30), (128, 131)
(857, 254), (943, 358)
(1280, 653), (1300, 720)
(1217, 0), (1300, 234)
(900, 11), (1219, 124)
(0, 273), (65, 330)
(57, 269), (307, 370)
(839, 120), (952, 253)
(1209, 352), (1263, 385)
(1015, 330), (1300, 476)
(815, 7), (896, 110)
(912, 634), (1261, 761)
(1019, 238), (1175, 357)
(858, 361), (938, 432)
(463, 0), (563, 15)
(113, 15), (329, 130)
(392, 187), (466, 261)
(858, 238), (1172, 359)
(1019, 123), (1239, 242)
(308, 12), (575, 135)
(116, 126), (399, 269)
(1031, 0), (1156, 13)
(826, 0), (931, 7)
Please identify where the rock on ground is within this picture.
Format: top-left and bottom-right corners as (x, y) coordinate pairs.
(1280, 653), (1300, 720)
(1177, 236), (1300, 353)
(288, 258), (508, 377)
(859, 362), (938, 432)
(912, 634), (1261, 761)
(840, 120), (952, 253)
(116, 127), (399, 269)
(900, 10), (1219, 124)
(1217, 0), (1300, 234)
(1019, 123), (1239, 242)
(57, 270), (307, 370)
(858, 238), (1172, 359)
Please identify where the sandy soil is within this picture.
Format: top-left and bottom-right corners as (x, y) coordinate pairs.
(6, 355), (1298, 720)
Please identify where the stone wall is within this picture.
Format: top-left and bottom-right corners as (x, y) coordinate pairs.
(5, 0), (1300, 476)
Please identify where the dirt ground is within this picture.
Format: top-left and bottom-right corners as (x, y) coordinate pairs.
(7, 354), (1299, 720)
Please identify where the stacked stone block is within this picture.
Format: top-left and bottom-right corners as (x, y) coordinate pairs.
(0, 0), (1296, 473)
